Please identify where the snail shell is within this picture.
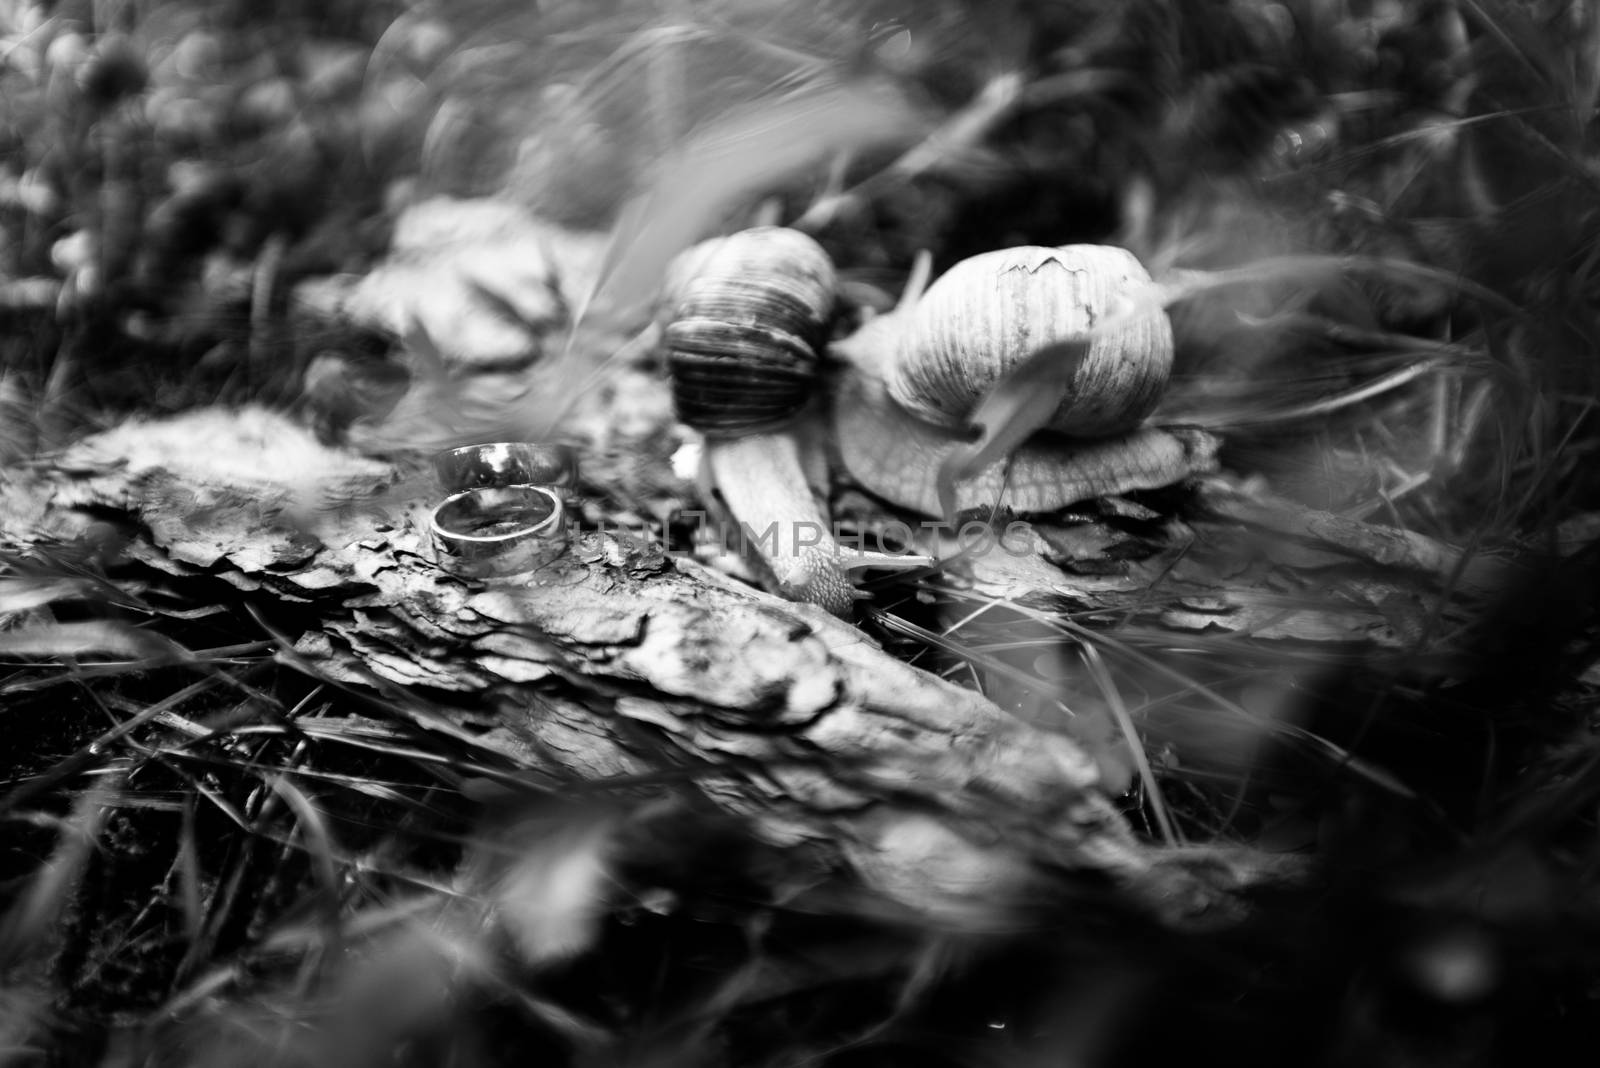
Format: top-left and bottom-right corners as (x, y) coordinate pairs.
(664, 227), (837, 434)
(889, 244), (1173, 438)
(830, 243), (1214, 517)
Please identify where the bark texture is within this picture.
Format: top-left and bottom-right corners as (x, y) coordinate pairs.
(1, 405), (1499, 924)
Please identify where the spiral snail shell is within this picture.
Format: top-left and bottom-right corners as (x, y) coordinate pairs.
(889, 245), (1174, 437)
(665, 227), (835, 434)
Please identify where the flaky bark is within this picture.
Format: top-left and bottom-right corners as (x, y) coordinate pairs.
(1, 406), (1496, 923)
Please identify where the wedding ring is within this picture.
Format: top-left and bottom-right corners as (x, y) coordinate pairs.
(428, 485), (567, 577)
(432, 442), (578, 494)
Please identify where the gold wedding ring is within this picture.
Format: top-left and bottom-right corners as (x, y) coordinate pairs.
(428, 485), (567, 578)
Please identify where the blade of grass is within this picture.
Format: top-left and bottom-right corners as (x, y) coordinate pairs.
(1079, 642), (1179, 846)
(0, 673), (229, 821)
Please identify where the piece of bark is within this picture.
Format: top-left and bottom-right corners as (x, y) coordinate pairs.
(1, 406), (1271, 926)
(5, 405), (1495, 924)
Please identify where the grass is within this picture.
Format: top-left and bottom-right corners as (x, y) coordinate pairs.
(4, 0), (1600, 1064)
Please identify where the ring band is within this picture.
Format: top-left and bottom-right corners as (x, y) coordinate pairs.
(428, 485), (567, 577)
(433, 442), (578, 494)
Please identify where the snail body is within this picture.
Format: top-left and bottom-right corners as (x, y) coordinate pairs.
(833, 365), (1216, 516)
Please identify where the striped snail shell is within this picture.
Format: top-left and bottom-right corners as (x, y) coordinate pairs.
(889, 244), (1174, 438)
(664, 227), (837, 434)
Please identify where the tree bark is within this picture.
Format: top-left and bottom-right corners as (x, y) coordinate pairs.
(1, 406), (1495, 924)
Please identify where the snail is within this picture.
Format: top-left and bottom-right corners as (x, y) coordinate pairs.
(831, 244), (1217, 518)
(663, 234), (1218, 616)
(664, 227), (927, 615)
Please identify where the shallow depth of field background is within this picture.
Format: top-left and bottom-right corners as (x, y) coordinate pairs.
(3, 1), (1600, 1066)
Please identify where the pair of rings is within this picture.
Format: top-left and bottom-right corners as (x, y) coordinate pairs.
(428, 443), (577, 578)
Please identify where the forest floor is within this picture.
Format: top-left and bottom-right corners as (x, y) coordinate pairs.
(3, 1), (1600, 1065)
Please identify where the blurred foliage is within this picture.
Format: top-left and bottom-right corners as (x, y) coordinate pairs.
(4, 0), (1600, 1065)
(3, 0), (1598, 532)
